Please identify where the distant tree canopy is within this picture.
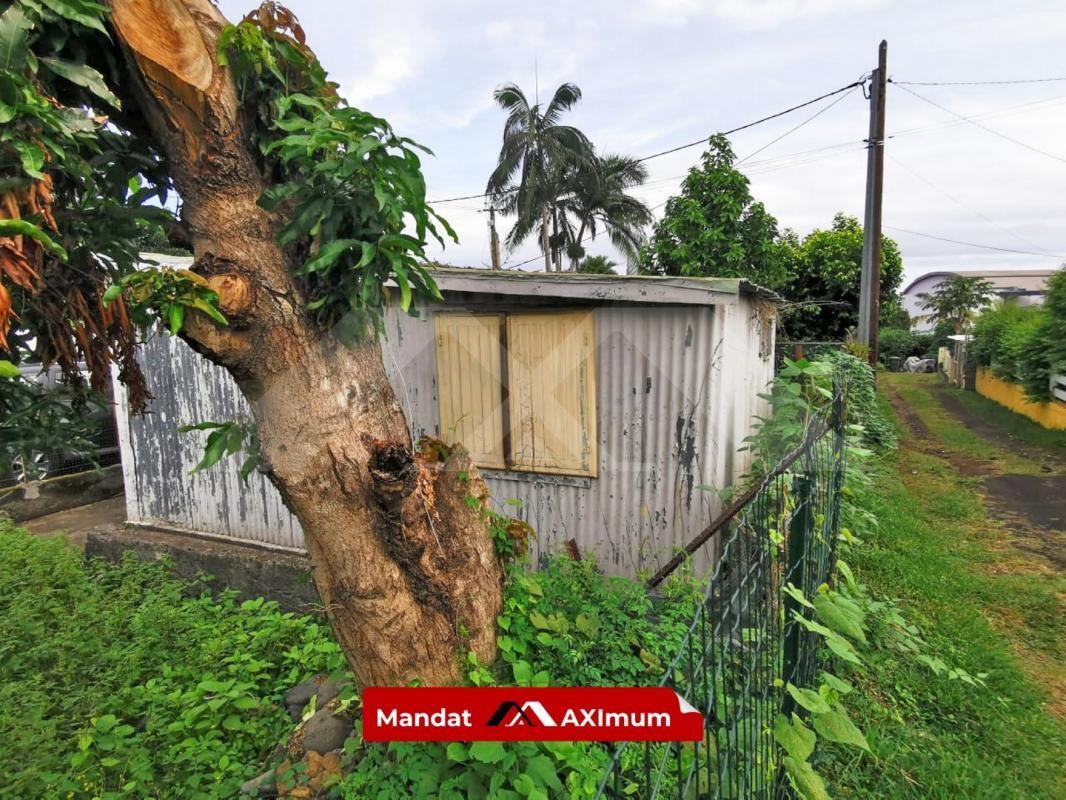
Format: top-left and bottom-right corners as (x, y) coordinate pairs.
(576, 254), (618, 274)
(778, 214), (904, 341)
(920, 275), (996, 334)
(638, 132), (905, 340)
(640, 134), (789, 288)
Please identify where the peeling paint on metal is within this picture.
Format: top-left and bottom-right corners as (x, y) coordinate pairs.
(113, 294), (774, 576)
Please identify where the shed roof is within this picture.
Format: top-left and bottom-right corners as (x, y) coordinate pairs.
(429, 267), (781, 306)
(138, 255), (782, 307)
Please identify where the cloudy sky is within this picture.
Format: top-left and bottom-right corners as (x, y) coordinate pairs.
(217, 0), (1066, 284)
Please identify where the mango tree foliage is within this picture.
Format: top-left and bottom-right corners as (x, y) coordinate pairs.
(779, 213), (904, 341)
(1, 0), (502, 686)
(640, 134), (790, 288)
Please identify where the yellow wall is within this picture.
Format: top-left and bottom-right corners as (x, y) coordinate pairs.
(975, 367), (1066, 430)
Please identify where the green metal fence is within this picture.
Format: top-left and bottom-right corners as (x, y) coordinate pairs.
(595, 385), (848, 799)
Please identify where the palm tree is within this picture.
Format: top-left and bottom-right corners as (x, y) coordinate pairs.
(486, 82), (591, 271)
(576, 255), (618, 274)
(557, 154), (652, 270)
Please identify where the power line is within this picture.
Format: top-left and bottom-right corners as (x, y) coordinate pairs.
(891, 81), (1066, 165)
(429, 77), (867, 204)
(884, 225), (1064, 259)
(887, 94), (1066, 139)
(892, 77), (1066, 86)
(635, 77), (867, 163)
(736, 86), (860, 165)
(886, 153), (1055, 256)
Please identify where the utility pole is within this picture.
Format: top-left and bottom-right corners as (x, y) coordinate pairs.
(487, 205), (502, 270)
(858, 39), (887, 368)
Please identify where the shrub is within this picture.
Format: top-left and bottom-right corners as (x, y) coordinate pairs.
(970, 302), (1042, 376)
(877, 328), (917, 363)
(343, 557), (704, 798)
(0, 524), (345, 798)
(823, 349), (896, 450)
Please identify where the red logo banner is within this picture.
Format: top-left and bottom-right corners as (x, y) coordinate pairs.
(362, 687), (704, 742)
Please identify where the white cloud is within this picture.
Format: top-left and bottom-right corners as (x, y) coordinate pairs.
(642, 0), (889, 29)
(338, 31), (429, 106)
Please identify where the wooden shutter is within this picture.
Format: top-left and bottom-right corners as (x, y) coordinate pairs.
(435, 314), (506, 469)
(506, 311), (597, 476)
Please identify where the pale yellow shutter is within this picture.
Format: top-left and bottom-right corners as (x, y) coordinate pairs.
(435, 314), (506, 469)
(506, 311), (597, 476)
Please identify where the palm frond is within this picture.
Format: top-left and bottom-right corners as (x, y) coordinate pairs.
(543, 82), (583, 125)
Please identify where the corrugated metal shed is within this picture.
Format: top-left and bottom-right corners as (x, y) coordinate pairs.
(114, 268), (777, 575)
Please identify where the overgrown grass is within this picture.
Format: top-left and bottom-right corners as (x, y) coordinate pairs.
(821, 392), (1066, 799)
(881, 373), (1066, 472)
(0, 524), (344, 798)
(949, 384), (1066, 454)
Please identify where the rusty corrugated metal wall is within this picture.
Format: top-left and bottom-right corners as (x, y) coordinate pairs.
(114, 295), (774, 574)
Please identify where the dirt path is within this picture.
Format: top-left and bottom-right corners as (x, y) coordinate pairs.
(929, 382), (1066, 470)
(882, 377), (1066, 571)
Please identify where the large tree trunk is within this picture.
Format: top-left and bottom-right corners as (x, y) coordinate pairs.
(107, 0), (502, 687)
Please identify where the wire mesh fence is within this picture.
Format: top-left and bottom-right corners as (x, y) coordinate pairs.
(595, 384), (848, 799)
(1, 362), (122, 488)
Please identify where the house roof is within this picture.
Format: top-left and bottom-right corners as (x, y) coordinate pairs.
(429, 267), (782, 306)
(901, 269), (1056, 297)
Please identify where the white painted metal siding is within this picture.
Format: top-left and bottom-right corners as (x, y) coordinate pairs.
(114, 295), (774, 575)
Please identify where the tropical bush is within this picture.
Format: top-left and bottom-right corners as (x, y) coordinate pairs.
(970, 269), (1066, 402)
(877, 328), (935, 364)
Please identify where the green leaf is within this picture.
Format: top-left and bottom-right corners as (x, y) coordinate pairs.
(468, 741), (507, 764)
(812, 704), (870, 752)
(786, 683), (831, 715)
(522, 754), (564, 792)
(39, 0), (111, 35)
(188, 297), (228, 326)
(302, 238), (361, 273)
(101, 284), (123, 306)
(0, 4), (31, 71)
(825, 632), (863, 666)
(514, 773), (535, 795)
(0, 218), (68, 260)
(820, 672), (854, 696)
(512, 660), (532, 686)
(167, 304), (185, 335)
(773, 713), (815, 761)
(12, 140), (44, 178)
(0, 360), (19, 379)
(39, 56), (120, 108)
(221, 714), (243, 731)
(783, 582), (815, 610)
(446, 742), (468, 763)
(813, 593), (867, 644)
(783, 756), (830, 800)
(238, 455), (259, 482)
(178, 421), (226, 433)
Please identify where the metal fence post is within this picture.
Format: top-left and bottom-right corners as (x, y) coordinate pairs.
(782, 472), (813, 717)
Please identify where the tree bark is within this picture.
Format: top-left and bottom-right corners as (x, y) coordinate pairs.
(540, 205), (552, 272)
(107, 0), (502, 687)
